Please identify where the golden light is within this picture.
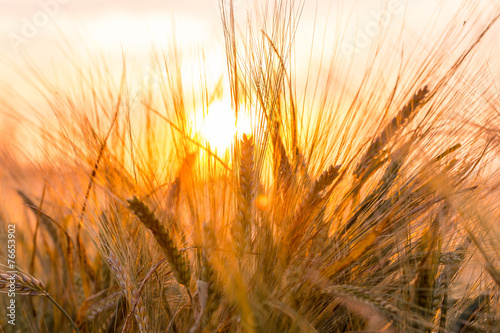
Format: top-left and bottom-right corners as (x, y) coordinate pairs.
(196, 99), (252, 152)
(256, 194), (270, 211)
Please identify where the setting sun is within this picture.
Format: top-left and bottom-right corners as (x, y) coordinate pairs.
(196, 99), (252, 152)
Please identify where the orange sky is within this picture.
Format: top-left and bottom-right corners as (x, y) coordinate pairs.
(1, 0), (499, 126)
(2, 1), (496, 71)
(0, 0), (499, 170)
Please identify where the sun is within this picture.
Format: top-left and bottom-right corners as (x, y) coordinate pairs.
(195, 99), (252, 152)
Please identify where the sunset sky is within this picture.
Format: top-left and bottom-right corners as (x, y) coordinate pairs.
(0, 1), (499, 115)
(1, 1), (488, 68)
(0, 0), (499, 174)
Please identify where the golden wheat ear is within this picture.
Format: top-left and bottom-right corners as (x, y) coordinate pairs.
(0, 272), (81, 332)
(233, 133), (255, 259)
(0, 272), (46, 296)
(283, 164), (341, 263)
(201, 222), (221, 329)
(127, 196), (191, 287)
(354, 85), (429, 178)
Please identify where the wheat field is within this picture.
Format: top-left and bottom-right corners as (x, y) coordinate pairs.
(1, 0), (500, 332)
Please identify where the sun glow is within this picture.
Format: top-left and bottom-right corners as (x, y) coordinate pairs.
(196, 99), (252, 152)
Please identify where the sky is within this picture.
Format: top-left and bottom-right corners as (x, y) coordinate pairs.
(0, 0), (499, 169)
(1, 0), (228, 60)
(0, 1), (483, 66)
(0, 0), (499, 121)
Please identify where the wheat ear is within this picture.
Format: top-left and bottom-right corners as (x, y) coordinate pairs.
(127, 196), (191, 287)
(285, 164), (340, 262)
(299, 165), (341, 214)
(0, 272), (46, 295)
(0, 272), (80, 332)
(233, 133), (255, 259)
(202, 222), (221, 328)
(323, 285), (401, 324)
(355, 86), (429, 177)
